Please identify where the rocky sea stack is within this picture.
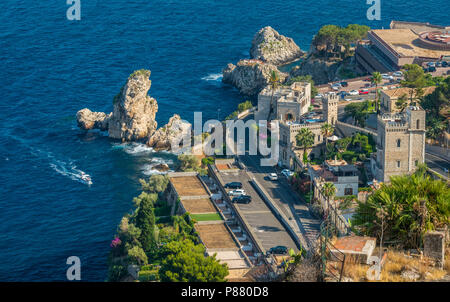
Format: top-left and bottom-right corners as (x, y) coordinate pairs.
(222, 60), (287, 96)
(76, 69), (191, 151)
(222, 26), (301, 96)
(250, 26), (303, 65)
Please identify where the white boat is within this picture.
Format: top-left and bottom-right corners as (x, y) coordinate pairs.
(80, 172), (92, 185)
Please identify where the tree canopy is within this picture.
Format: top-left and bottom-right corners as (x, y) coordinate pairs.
(159, 239), (228, 282)
(352, 172), (450, 248)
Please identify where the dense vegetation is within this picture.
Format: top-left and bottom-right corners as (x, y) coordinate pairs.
(225, 100), (254, 120)
(352, 169), (450, 249)
(312, 24), (370, 59)
(344, 100), (376, 128)
(107, 174), (228, 282)
(421, 76), (450, 143)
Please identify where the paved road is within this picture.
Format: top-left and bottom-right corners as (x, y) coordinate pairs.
(219, 169), (299, 253)
(239, 154), (321, 250)
(425, 152), (450, 180)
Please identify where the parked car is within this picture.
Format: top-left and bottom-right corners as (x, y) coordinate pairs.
(281, 169), (294, 178)
(349, 89), (359, 95)
(339, 91), (348, 99)
(427, 66), (437, 72)
(340, 81), (348, 87)
(228, 189), (246, 196)
(268, 246), (288, 255)
(427, 62), (436, 67)
(224, 182), (242, 189)
(315, 93), (324, 99)
(232, 195), (252, 204)
(359, 89), (369, 95)
(393, 71), (403, 77)
(268, 173), (278, 181)
(442, 61), (448, 67)
(436, 61), (442, 67)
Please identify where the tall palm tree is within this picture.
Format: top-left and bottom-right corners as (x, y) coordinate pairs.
(268, 70), (280, 119)
(371, 72), (382, 113)
(395, 93), (409, 112)
(320, 123), (334, 158)
(321, 182), (336, 218)
(296, 128), (315, 164)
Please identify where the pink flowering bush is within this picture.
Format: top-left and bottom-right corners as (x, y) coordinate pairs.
(110, 237), (122, 248)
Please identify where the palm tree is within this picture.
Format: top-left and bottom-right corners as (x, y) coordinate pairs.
(395, 93), (409, 112)
(321, 182), (336, 218)
(268, 70), (280, 119)
(296, 128), (315, 164)
(371, 72), (382, 113)
(320, 123), (334, 158)
(352, 173), (450, 249)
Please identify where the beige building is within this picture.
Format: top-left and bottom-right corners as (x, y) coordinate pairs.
(279, 93), (338, 169)
(380, 86), (436, 113)
(255, 82), (311, 122)
(372, 106), (426, 182)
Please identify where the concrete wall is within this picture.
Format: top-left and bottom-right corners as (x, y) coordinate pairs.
(335, 121), (377, 138)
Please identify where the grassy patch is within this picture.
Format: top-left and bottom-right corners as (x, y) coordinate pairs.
(190, 213), (223, 222)
(341, 249), (448, 282)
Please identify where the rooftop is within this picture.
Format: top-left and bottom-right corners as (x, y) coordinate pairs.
(180, 198), (217, 214)
(371, 29), (450, 58)
(170, 175), (208, 197)
(195, 223), (239, 249)
(382, 86), (436, 98)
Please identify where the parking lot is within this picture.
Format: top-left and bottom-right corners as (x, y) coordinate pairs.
(219, 169), (299, 253)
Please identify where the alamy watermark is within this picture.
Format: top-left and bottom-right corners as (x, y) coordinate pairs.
(66, 256), (81, 280)
(66, 0), (81, 21)
(366, 0), (381, 20)
(169, 113), (279, 167)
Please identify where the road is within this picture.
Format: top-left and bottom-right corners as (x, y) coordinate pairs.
(219, 169), (299, 253)
(239, 154), (321, 250)
(425, 151), (450, 180)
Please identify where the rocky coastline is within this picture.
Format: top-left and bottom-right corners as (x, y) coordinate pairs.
(76, 69), (191, 151)
(222, 26), (303, 96)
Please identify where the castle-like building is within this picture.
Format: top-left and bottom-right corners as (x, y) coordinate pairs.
(255, 82), (312, 123)
(371, 105), (426, 182)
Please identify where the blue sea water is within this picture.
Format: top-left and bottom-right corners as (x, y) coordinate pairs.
(0, 0), (447, 281)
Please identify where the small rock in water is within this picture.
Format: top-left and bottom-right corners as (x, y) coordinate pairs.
(153, 163), (170, 172)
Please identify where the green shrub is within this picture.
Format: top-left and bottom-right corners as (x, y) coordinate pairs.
(139, 270), (160, 282)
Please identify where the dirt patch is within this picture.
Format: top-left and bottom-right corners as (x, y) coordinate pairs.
(195, 223), (238, 249)
(181, 198), (217, 214)
(170, 176), (208, 196)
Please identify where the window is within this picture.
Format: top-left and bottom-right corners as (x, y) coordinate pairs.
(397, 160), (401, 168)
(318, 135), (321, 142)
(416, 119), (420, 129)
(415, 160), (418, 166)
(344, 188), (353, 195)
(396, 139), (401, 148)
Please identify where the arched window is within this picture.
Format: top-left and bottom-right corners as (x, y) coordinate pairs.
(285, 113), (294, 121)
(416, 119), (420, 129)
(397, 139), (401, 148)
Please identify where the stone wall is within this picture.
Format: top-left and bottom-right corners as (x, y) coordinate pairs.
(423, 231), (445, 268)
(335, 121), (377, 138)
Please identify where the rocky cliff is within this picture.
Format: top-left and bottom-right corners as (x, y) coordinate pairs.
(222, 59), (287, 96)
(147, 114), (191, 151)
(289, 54), (360, 85)
(76, 69), (191, 151)
(108, 70), (158, 141)
(250, 26), (303, 65)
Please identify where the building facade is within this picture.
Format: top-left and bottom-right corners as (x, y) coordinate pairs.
(279, 93), (338, 169)
(372, 106), (426, 182)
(255, 82), (311, 123)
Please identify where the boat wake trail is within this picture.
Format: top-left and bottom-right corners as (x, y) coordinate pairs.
(201, 73), (223, 82)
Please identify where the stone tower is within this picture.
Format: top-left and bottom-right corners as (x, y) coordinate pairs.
(375, 106), (426, 182)
(323, 93), (339, 125)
